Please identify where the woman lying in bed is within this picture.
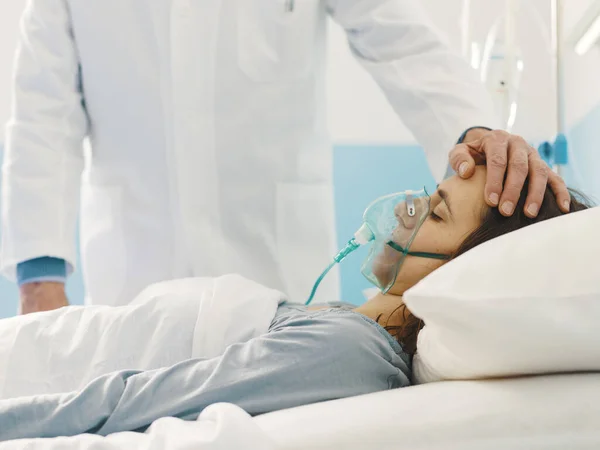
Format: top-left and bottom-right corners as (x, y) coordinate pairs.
(0, 167), (590, 441)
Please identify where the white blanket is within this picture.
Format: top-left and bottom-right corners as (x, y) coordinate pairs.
(0, 403), (278, 450)
(0, 403), (277, 450)
(0, 274), (285, 399)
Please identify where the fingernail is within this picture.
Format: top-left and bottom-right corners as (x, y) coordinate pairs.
(527, 203), (539, 216)
(563, 200), (570, 212)
(459, 162), (469, 177)
(489, 193), (499, 205)
(501, 201), (514, 215)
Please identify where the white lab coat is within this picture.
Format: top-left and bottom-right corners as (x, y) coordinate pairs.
(1, 0), (497, 306)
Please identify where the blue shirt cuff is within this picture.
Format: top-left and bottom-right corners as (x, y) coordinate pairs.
(17, 257), (67, 286)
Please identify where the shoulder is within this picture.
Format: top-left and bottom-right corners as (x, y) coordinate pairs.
(272, 307), (390, 344)
(270, 308), (411, 386)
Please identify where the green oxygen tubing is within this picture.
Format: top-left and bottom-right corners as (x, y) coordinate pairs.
(304, 188), (451, 306)
(305, 223), (374, 305)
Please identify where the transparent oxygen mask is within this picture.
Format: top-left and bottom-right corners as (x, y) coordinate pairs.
(305, 189), (449, 305)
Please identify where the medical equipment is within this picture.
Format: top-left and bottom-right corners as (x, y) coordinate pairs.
(468, 0), (524, 132)
(462, 0), (569, 175)
(572, 0), (600, 56)
(305, 189), (449, 305)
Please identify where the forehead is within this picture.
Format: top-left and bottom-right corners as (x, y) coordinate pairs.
(437, 167), (488, 218)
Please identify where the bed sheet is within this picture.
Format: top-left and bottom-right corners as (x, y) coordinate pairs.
(2, 373), (599, 449)
(255, 372), (600, 450)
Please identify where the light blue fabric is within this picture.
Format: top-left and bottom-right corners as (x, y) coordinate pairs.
(0, 304), (410, 441)
(16, 257), (67, 286)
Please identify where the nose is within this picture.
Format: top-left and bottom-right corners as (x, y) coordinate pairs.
(394, 202), (403, 217)
(394, 197), (425, 230)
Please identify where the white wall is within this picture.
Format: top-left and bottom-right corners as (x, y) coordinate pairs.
(562, 0), (600, 127)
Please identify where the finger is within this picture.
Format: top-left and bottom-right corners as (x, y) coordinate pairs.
(464, 141), (488, 165)
(498, 136), (529, 216)
(449, 144), (476, 178)
(482, 131), (510, 207)
(548, 170), (571, 212)
(523, 157), (549, 218)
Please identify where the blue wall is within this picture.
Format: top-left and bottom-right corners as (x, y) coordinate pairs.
(333, 145), (436, 304)
(563, 104), (600, 205)
(0, 144), (435, 317)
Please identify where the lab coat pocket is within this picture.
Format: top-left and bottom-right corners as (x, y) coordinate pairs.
(276, 182), (339, 303)
(237, 0), (321, 82)
(79, 184), (127, 305)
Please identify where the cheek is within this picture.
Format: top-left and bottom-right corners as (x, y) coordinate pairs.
(388, 257), (446, 295)
(410, 222), (453, 255)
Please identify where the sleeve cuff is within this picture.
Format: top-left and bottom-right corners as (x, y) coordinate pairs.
(17, 257), (67, 286)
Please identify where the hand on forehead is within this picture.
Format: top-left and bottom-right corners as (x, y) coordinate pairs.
(435, 166), (489, 223)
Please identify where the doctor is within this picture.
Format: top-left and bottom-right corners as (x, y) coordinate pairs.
(2, 0), (569, 314)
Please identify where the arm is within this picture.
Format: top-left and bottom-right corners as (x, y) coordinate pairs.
(0, 312), (409, 440)
(327, 0), (498, 181)
(1, 0), (88, 307)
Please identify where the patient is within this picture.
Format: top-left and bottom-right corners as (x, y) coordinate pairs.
(356, 167), (590, 354)
(0, 167), (591, 441)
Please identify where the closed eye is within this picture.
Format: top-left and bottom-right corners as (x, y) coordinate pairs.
(429, 211), (443, 222)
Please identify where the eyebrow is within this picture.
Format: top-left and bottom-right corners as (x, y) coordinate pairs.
(438, 188), (453, 217)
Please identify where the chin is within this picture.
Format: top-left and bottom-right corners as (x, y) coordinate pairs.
(387, 263), (431, 296)
(372, 247), (403, 288)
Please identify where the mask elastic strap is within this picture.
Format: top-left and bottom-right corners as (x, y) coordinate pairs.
(406, 251), (450, 260)
(386, 241), (450, 260)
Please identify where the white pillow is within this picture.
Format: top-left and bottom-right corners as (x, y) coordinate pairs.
(403, 206), (600, 384)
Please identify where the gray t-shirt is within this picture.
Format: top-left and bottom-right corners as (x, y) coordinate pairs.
(0, 304), (411, 441)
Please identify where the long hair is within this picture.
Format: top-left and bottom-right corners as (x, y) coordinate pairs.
(383, 181), (592, 355)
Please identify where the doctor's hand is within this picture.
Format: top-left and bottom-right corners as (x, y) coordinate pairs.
(19, 281), (69, 315)
(449, 129), (570, 218)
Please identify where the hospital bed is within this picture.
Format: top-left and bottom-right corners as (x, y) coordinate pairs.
(2, 207), (599, 449)
(2, 372), (598, 449)
(256, 373), (600, 450)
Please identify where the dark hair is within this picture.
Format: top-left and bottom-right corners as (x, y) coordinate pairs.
(453, 182), (591, 259)
(385, 181), (593, 355)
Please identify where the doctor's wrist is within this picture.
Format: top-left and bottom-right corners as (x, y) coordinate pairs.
(19, 280), (66, 293)
(19, 281), (69, 315)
